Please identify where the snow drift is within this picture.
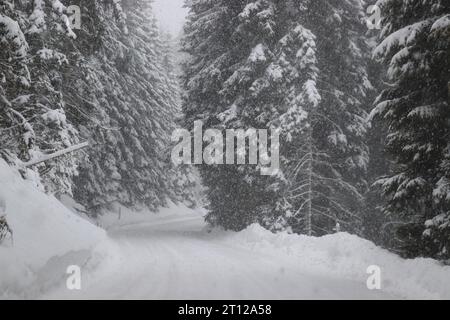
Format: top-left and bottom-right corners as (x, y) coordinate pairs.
(213, 224), (450, 299)
(0, 160), (105, 298)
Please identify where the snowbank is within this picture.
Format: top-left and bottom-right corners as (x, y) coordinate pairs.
(0, 160), (106, 299)
(211, 224), (450, 299)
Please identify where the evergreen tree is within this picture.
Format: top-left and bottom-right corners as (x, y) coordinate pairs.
(182, 0), (282, 231)
(1, 0), (81, 194)
(160, 31), (201, 208)
(372, 0), (450, 258)
(273, 0), (372, 236)
(362, 16), (394, 247)
(183, 0), (372, 234)
(73, 0), (196, 214)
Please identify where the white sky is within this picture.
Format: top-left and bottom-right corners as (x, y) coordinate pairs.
(152, 0), (189, 36)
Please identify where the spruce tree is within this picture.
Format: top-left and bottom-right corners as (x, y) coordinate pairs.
(182, 0), (282, 231)
(372, 0), (450, 258)
(1, 0), (80, 194)
(272, 0), (372, 236)
(73, 0), (196, 213)
(183, 0), (372, 234)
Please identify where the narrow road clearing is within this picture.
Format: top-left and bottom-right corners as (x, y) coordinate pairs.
(43, 215), (394, 299)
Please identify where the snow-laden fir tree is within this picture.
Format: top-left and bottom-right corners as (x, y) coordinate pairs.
(372, 0), (450, 258)
(72, 0), (197, 214)
(183, 0), (372, 234)
(183, 0), (285, 230)
(360, 0), (394, 247)
(272, 0), (373, 236)
(160, 31), (201, 208)
(363, 56), (394, 248)
(1, 0), (202, 214)
(0, 0), (80, 194)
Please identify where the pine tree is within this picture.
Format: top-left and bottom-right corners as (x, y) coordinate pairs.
(272, 0), (373, 236)
(372, 0), (450, 258)
(361, 11), (394, 247)
(363, 59), (394, 247)
(160, 31), (201, 208)
(183, 0), (372, 234)
(1, 0), (81, 194)
(73, 0), (196, 214)
(182, 0), (283, 231)
(1, 0), (202, 214)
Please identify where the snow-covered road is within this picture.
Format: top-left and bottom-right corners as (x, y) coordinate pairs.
(42, 215), (394, 300)
(3, 159), (449, 300)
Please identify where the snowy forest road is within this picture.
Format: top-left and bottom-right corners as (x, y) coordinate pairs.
(43, 215), (395, 300)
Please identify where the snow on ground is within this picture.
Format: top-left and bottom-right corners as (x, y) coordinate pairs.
(0, 160), (105, 298)
(1, 159), (450, 300)
(211, 225), (450, 299)
(43, 216), (450, 300)
(42, 214), (392, 300)
(96, 200), (207, 230)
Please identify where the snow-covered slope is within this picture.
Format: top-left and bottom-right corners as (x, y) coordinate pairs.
(0, 160), (105, 298)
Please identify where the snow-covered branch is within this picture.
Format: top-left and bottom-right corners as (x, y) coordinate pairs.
(23, 141), (89, 167)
